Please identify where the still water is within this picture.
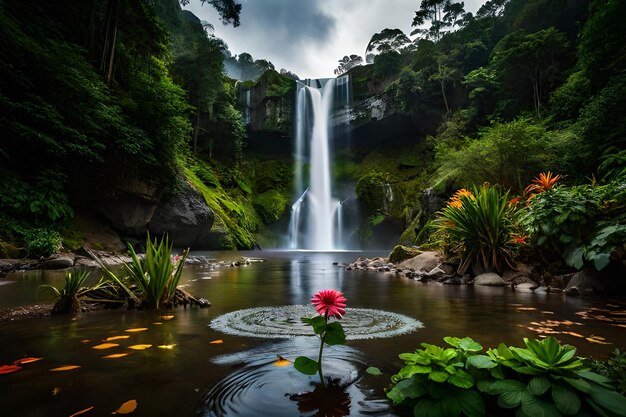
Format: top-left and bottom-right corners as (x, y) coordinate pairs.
(1, 251), (625, 417)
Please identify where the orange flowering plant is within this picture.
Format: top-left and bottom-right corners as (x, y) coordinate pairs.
(294, 289), (347, 387)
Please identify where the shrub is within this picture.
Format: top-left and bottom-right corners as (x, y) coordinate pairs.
(432, 184), (522, 274)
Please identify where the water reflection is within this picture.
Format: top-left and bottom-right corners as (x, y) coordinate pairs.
(198, 339), (391, 417)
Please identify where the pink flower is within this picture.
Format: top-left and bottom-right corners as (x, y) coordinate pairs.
(311, 289), (347, 319)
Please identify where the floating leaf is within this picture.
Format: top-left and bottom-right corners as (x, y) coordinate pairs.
(111, 399), (137, 414)
(81, 339), (91, 343)
(273, 355), (292, 367)
(69, 405), (95, 417)
(105, 336), (130, 342)
(366, 366), (382, 376)
(103, 353), (130, 359)
(160, 315), (174, 320)
(0, 364), (21, 374)
(209, 340), (224, 344)
(14, 357), (42, 364)
(517, 307), (537, 311)
(52, 387), (61, 396)
(50, 365), (81, 372)
(128, 344), (152, 350)
(157, 344), (176, 350)
(125, 328), (148, 333)
(152, 322), (163, 325)
(92, 343), (120, 350)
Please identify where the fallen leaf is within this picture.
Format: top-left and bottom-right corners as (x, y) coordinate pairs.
(516, 307), (537, 311)
(92, 343), (120, 350)
(152, 322), (163, 325)
(50, 365), (81, 372)
(14, 357), (42, 364)
(128, 344), (152, 350)
(125, 328), (148, 333)
(0, 364), (21, 374)
(81, 340), (91, 343)
(541, 311), (554, 314)
(69, 405), (95, 417)
(586, 337), (612, 345)
(52, 387), (61, 395)
(273, 355), (292, 367)
(563, 332), (584, 338)
(611, 324), (626, 328)
(160, 315), (174, 320)
(103, 353), (130, 359)
(111, 399), (137, 414)
(209, 340), (224, 344)
(157, 344), (176, 350)
(105, 336), (130, 342)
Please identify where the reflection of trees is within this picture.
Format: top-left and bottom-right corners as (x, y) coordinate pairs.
(289, 380), (351, 417)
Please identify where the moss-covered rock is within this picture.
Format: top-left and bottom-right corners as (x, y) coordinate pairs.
(0, 241), (25, 258)
(253, 189), (288, 224)
(389, 244), (422, 263)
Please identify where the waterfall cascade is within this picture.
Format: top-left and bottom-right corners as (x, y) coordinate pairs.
(288, 78), (347, 250)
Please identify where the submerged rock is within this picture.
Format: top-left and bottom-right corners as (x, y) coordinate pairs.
(473, 273), (506, 286)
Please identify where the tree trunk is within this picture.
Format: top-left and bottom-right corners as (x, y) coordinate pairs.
(193, 107), (200, 156)
(105, 0), (120, 85)
(440, 79), (450, 115)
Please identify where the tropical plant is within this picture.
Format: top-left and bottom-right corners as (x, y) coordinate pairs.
(386, 336), (486, 417)
(588, 349), (626, 396)
(524, 171), (563, 200)
(432, 184), (522, 274)
(387, 336), (626, 417)
(125, 234), (189, 309)
(478, 337), (626, 417)
(40, 269), (91, 314)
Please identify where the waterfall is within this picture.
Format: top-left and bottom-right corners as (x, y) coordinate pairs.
(288, 79), (341, 250)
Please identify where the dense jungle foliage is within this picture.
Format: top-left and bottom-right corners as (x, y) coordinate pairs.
(0, 0), (624, 278)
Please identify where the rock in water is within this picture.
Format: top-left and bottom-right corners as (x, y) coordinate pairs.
(389, 245), (421, 264)
(473, 273), (506, 286)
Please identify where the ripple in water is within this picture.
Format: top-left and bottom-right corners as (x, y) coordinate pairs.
(197, 339), (395, 417)
(209, 305), (422, 340)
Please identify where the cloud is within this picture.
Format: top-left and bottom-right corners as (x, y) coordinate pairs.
(183, 0), (488, 79)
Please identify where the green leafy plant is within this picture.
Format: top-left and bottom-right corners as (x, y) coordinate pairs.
(388, 337), (626, 417)
(387, 336), (486, 417)
(589, 349), (626, 396)
(40, 269), (91, 314)
(432, 184), (522, 274)
(478, 337), (626, 417)
(125, 234), (189, 309)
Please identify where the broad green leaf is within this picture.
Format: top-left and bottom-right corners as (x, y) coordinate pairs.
(293, 356), (318, 375)
(444, 336), (461, 348)
(467, 355), (497, 369)
(414, 397), (451, 417)
(458, 338), (483, 352)
(366, 366), (382, 376)
(448, 371), (474, 389)
(487, 379), (526, 395)
(396, 364), (432, 379)
(429, 370), (449, 383)
(459, 389), (486, 417)
(588, 382), (626, 415)
(498, 390), (524, 408)
(563, 377), (591, 393)
(579, 371), (614, 388)
(552, 382), (581, 415)
(513, 366), (544, 376)
(324, 322), (346, 346)
(593, 253), (610, 271)
(528, 377), (551, 396)
(302, 316), (326, 335)
(394, 377), (427, 400)
(521, 393), (561, 417)
(386, 387), (405, 405)
(490, 366), (506, 379)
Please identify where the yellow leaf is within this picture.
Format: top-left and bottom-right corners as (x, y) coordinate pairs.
(111, 399), (137, 415)
(69, 405), (95, 417)
(14, 357), (42, 364)
(273, 355), (292, 367)
(50, 365), (81, 372)
(103, 353), (130, 359)
(209, 339), (224, 344)
(125, 328), (148, 333)
(160, 315), (175, 320)
(516, 307), (537, 311)
(157, 344), (176, 350)
(92, 343), (120, 350)
(152, 322), (163, 325)
(81, 340), (91, 343)
(52, 387), (61, 396)
(105, 336), (130, 342)
(128, 344), (152, 350)
(586, 337), (611, 345)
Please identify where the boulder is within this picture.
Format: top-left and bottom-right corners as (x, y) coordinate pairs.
(515, 282), (539, 293)
(473, 273), (506, 287)
(398, 251), (443, 273)
(564, 269), (604, 296)
(389, 245), (421, 264)
(148, 181), (215, 248)
(39, 255), (75, 270)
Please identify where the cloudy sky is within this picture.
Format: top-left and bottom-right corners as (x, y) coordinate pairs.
(182, 0), (487, 79)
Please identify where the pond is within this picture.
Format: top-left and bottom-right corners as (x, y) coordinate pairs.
(1, 250), (625, 416)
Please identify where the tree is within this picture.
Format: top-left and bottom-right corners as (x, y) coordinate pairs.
(179, 0), (241, 27)
(411, 0), (469, 41)
(489, 28), (572, 118)
(365, 28), (411, 64)
(334, 55), (363, 75)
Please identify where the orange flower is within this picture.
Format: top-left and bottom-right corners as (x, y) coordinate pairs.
(511, 234), (527, 245)
(507, 197), (520, 207)
(524, 172), (562, 197)
(448, 188), (474, 208)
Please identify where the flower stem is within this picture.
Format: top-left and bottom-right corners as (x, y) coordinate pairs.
(317, 311), (328, 387)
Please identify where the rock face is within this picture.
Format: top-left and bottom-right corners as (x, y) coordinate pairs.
(148, 181), (214, 248)
(473, 273), (506, 286)
(98, 179), (161, 236)
(564, 269), (603, 296)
